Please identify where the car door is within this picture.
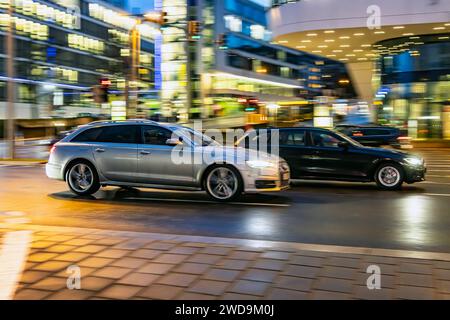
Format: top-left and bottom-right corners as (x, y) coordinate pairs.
(91, 125), (139, 182)
(277, 129), (316, 178)
(309, 130), (369, 179)
(136, 125), (195, 186)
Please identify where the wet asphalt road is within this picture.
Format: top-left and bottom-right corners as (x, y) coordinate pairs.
(1, 148), (449, 253)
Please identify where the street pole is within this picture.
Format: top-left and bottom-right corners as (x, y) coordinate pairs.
(5, 0), (15, 159)
(196, 0), (205, 119)
(126, 20), (140, 119)
(185, 26), (192, 122)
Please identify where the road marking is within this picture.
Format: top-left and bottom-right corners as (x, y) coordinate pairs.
(421, 181), (450, 186)
(426, 165), (450, 168)
(424, 193), (450, 197)
(124, 197), (291, 207)
(0, 211), (31, 224)
(426, 175), (450, 178)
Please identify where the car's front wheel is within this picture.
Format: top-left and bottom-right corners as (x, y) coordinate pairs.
(66, 161), (100, 196)
(375, 163), (404, 190)
(204, 165), (243, 201)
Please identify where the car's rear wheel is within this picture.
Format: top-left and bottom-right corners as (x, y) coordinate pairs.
(375, 163), (404, 190)
(66, 161), (100, 196)
(204, 165), (243, 201)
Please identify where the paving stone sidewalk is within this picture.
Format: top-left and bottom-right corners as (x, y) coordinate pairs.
(1, 223), (449, 300)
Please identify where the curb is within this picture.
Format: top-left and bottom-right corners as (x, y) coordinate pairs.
(2, 222), (450, 262)
(0, 159), (46, 165)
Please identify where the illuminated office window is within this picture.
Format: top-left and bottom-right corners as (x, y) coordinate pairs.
(68, 33), (104, 54)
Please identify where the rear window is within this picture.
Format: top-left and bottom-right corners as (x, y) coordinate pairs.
(97, 125), (138, 143)
(71, 125), (138, 143)
(71, 127), (102, 142)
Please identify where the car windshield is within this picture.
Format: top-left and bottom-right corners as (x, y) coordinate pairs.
(331, 129), (364, 147)
(172, 127), (221, 147)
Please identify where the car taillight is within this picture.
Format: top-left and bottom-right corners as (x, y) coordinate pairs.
(50, 145), (56, 154)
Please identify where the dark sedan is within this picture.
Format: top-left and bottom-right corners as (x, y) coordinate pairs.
(334, 124), (412, 149)
(237, 127), (426, 190)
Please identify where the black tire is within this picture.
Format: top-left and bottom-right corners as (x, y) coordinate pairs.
(374, 162), (404, 190)
(66, 160), (100, 196)
(203, 164), (243, 202)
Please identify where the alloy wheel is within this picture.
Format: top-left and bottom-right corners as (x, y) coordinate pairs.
(206, 167), (239, 200)
(68, 163), (94, 193)
(378, 166), (401, 187)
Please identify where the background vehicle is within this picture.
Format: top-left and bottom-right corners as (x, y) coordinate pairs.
(334, 124), (412, 149)
(236, 127), (425, 190)
(46, 120), (289, 201)
(48, 129), (76, 149)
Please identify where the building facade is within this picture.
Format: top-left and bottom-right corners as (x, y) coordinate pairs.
(0, 0), (158, 120)
(269, 0), (450, 139)
(157, 0), (355, 124)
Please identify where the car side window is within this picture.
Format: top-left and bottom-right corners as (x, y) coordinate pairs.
(351, 130), (364, 137)
(311, 131), (341, 148)
(142, 126), (173, 145)
(71, 127), (103, 142)
(96, 125), (138, 143)
(280, 130), (305, 146)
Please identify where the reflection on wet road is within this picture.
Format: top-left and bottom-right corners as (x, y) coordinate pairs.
(1, 148), (450, 253)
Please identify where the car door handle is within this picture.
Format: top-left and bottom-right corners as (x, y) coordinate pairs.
(140, 150), (151, 155)
(95, 148), (105, 153)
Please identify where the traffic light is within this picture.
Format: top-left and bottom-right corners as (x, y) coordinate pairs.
(216, 33), (228, 49)
(188, 20), (202, 40)
(161, 11), (168, 25)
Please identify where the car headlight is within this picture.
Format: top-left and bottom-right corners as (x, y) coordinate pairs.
(246, 160), (276, 169)
(404, 157), (422, 166)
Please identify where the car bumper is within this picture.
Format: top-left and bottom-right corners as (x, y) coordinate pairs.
(404, 165), (426, 183)
(243, 162), (290, 193)
(46, 162), (63, 180)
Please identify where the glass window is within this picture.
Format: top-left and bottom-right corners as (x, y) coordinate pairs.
(71, 127), (103, 142)
(97, 125), (138, 143)
(311, 131), (341, 148)
(361, 129), (390, 135)
(142, 126), (173, 145)
(280, 130), (305, 146)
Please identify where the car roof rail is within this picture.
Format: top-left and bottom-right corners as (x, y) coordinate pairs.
(86, 119), (160, 126)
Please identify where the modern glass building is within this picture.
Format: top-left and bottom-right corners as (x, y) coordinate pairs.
(268, 0), (450, 139)
(375, 35), (450, 139)
(157, 0), (355, 123)
(0, 0), (158, 120)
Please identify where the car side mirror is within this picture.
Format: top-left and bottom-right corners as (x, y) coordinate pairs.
(338, 141), (350, 149)
(166, 137), (183, 146)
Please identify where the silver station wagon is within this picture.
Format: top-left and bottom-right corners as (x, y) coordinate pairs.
(46, 120), (290, 201)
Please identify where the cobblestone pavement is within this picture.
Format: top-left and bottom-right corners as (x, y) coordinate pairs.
(0, 223), (449, 300)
